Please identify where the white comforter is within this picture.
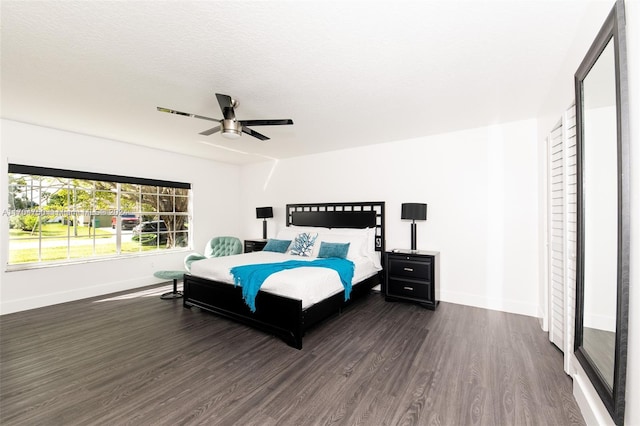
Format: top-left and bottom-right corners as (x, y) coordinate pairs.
(189, 251), (381, 309)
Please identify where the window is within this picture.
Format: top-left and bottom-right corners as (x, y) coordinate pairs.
(6, 164), (191, 267)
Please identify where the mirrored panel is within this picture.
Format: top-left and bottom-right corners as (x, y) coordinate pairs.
(574, 1), (630, 425)
(581, 38), (617, 390)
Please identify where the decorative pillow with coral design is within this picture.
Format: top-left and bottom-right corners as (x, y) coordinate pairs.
(289, 232), (318, 257)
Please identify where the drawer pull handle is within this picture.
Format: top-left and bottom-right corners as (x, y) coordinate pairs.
(403, 267), (414, 272)
(403, 286), (414, 291)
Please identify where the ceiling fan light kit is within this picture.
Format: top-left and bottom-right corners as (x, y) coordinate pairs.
(158, 93), (293, 141)
(221, 119), (242, 139)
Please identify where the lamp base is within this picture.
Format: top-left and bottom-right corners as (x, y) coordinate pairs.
(410, 222), (417, 251)
(262, 219), (268, 240)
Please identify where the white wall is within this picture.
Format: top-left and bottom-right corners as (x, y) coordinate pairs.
(0, 119), (241, 314)
(240, 119), (540, 317)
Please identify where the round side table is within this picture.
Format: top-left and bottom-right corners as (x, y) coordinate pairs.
(154, 270), (185, 299)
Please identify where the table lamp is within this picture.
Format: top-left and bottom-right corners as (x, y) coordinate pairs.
(256, 206), (273, 239)
(401, 203), (427, 252)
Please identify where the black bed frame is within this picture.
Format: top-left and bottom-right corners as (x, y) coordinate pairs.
(183, 201), (385, 349)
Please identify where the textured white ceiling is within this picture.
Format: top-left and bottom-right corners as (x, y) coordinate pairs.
(1, 1), (613, 164)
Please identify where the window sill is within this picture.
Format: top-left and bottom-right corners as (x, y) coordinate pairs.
(5, 247), (192, 272)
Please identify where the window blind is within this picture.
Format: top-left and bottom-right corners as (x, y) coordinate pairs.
(8, 164), (191, 189)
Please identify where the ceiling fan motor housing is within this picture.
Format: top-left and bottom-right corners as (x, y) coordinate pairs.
(222, 118), (242, 139)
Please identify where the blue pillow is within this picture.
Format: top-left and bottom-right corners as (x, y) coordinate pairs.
(290, 232), (318, 257)
(262, 239), (291, 253)
(318, 242), (350, 259)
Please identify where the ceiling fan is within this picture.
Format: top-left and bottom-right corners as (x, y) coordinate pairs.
(157, 93), (293, 141)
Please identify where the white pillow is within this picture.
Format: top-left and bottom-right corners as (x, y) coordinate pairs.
(277, 226), (330, 241)
(326, 227), (371, 252)
(289, 225), (331, 233)
(364, 228), (382, 268)
(329, 227), (381, 268)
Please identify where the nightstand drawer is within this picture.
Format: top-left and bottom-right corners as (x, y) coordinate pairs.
(387, 279), (431, 300)
(388, 258), (431, 280)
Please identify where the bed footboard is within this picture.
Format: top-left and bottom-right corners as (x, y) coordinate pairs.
(183, 274), (305, 349)
(183, 272), (381, 350)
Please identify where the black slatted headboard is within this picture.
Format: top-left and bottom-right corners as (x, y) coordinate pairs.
(286, 201), (385, 252)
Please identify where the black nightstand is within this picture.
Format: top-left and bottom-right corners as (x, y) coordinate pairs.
(385, 250), (440, 309)
(244, 239), (267, 253)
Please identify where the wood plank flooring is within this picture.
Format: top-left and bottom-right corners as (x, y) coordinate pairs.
(0, 283), (585, 425)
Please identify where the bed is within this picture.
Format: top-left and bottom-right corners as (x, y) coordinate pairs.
(183, 201), (386, 349)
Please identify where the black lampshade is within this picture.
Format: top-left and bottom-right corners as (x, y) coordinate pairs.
(256, 207), (274, 219)
(401, 203), (427, 221)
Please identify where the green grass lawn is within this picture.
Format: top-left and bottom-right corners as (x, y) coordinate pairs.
(9, 241), (162, 264)
(9, 223), (112, 239)
(8, 223), (167, 263)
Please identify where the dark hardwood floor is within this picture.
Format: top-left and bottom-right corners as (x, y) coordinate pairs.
(0, 283), (585, 425)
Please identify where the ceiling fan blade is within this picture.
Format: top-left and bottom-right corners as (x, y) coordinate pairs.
(157, 107), (219, 122)
(242, 127), (270, 141)
(240, 119), (294, 126)
(199, 125), (221, 136)
(215, 93), (236, 120)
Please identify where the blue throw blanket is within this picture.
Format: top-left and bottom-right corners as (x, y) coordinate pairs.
(230, 258), (355, 312)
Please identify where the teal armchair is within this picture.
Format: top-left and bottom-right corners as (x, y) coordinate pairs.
(184, 236), (243, 271)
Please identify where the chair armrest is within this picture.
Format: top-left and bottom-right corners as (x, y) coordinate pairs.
(184, 253), (205, 272)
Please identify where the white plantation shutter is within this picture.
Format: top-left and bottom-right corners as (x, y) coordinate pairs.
(564, 105), (577, 374)
(546, 103), (577, 374)
(548, 119), (565, 352)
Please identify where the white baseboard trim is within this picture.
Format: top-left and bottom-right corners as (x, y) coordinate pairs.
(0, 276), (162, 315)
(440, 289), (539, 317)
(538, 304), (549, 332)
(571, 355), (615, 426)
